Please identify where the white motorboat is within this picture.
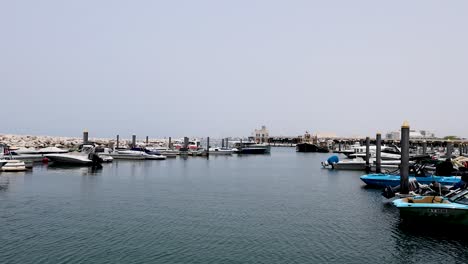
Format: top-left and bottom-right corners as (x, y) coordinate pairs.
(208, 147), (234, 155)
(128, 147), (167, 160)
(37, 147), (69, 154)
(322, 157), (402, 171)
(45, 145), (97, 165)
(110, 149), (167, 160)
(0, 160), (27, 172)
(1, 144), (45, 163)
(94, 147), (113, 162)
(148, 147), (179, 158)
(109, 150), (148, 160)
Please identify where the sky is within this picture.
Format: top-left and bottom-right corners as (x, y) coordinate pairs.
(1, 0), (467, 139)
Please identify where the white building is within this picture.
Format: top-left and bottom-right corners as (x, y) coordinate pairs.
(253, 126), (269, 143)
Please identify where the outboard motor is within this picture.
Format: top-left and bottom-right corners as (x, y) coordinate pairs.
(322, 155), (339, 169)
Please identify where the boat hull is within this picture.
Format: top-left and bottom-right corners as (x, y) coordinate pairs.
(393, 197), (468, 226)
(109, 154), (146, 160)
(296, 143), (329, 153)
(45, 154), (93, 165)
(237, 147), (270, 154)
(360, 174), (461, 188)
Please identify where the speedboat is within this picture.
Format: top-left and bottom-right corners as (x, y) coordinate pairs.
(109, 150), (148, 160)
(208, 147), (233, 155)
(110, 149), (166, 160)
(94, 147), (113, 162)
(130, 147), (166, 160)
(322, 156), (401, 171)
(393, 189), (468, 226)
(0, 144), (44, 163)
(360, 173), (461, 188)
(36, 147), (69, 154)
(0, 160), (27, 172)
(45, 145), (99, 165)
(147, 147), (179, 158)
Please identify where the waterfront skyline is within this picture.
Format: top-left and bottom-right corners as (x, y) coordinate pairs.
(1, 1), (467, 138)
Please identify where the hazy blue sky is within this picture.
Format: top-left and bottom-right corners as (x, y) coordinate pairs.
(1, 1), (467, 138)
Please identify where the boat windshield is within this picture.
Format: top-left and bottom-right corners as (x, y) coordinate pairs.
(448, 190), (468, 204)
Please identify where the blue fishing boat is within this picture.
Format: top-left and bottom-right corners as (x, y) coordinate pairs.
(393, 189), (468, 226)
(360, 173), (461, 188)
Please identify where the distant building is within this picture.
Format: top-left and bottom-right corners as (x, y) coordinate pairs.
(253, 126), (269, 143)
(385, 129), (436, 140)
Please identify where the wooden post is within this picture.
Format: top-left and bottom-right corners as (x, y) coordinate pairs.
(207, 137), (210, 157)
(400, 121), (410, 194)
(83, 130), (89, 144)
(376, 133), (382, 173)
(184, 137), (189, 149)
(422, 140), (427, 155)
(226, 138), (229, 149)
(116, 135), (120, 149)
(132, 135), (136, 148)
(168, 137), (172, 149)
(446, 141), (453, 158)
(146, 136), (149, 145)
(221, 139), (225, 148)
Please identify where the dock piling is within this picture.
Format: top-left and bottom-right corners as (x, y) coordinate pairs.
(83, 130), (89, 144)
(132, 135), (136, 148)
(146, 136), (149, 145)
(400, 121), (410, 194)
(226, 138), (229, 149)
(446, 141), (453, 158)
(365, 137), (370, 173)
(184, 137), (189, 149)
(422, 140), (427, 155)
(207, 137), (210, 157)
(168, 137), (172, 149)
(376, 133), (382, 174)
(116, 135), (120, 149)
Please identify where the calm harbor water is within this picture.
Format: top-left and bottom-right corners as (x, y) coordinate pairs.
(1, 148), (467, 264)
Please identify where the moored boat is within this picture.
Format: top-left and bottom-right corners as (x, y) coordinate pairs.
(45, 145), (102, 165)
(233, 142), (270, 154)
(208, 147), (233, 155)
(0, 160), (27, 172)
(393, 189), (468, 226)
(360, 173), (461, 188)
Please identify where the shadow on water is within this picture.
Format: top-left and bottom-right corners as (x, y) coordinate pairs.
(396, 221), (468, 239)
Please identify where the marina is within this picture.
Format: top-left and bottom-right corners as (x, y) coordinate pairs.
(1, 124), (468, 264)
(2, 1), (468, 262)
(1, 147), (467, 263)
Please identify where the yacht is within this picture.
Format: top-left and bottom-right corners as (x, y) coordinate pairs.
(45, 145), (100, 165)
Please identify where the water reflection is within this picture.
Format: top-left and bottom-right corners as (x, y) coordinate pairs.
(46, 164), (103, 176)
